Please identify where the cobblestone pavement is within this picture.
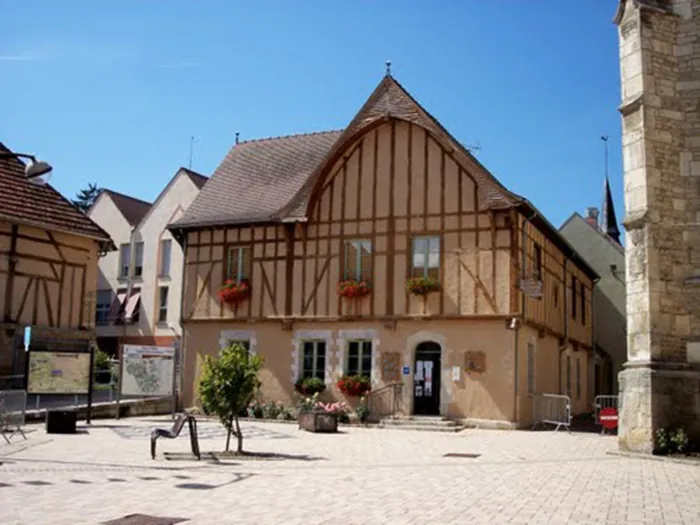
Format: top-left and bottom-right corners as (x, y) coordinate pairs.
(2, 418), (700, 525)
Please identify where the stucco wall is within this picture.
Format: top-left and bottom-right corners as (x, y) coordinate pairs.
(182, 319), (568, 426)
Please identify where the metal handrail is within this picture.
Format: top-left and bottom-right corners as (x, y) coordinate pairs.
(367, 382), (403, 420)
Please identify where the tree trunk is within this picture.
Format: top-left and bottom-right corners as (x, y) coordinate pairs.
(225, 416), (233, 452)
(234, 415), (243, 454)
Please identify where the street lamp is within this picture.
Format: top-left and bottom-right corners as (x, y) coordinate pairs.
(0, 152), (53, 179)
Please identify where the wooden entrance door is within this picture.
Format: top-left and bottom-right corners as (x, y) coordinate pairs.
(413, 341), (441, 415)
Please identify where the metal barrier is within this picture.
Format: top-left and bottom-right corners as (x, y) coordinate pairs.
(0, 390), (27, 443)
(367, 382), (403, 421)
(532, 393), (571, 432)
(594, 395), (619, 433)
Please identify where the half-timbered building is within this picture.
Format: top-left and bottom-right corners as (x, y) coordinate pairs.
(170, 75), (597, 427)
(0, 143), (113, 384)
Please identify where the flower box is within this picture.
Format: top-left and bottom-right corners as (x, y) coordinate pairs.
(337, 375), (372, 397)
(406, 276), (441, 296)
(298, 410), (338, 433)
(337, 280), (372, 299)
(219, 279), (251, 305)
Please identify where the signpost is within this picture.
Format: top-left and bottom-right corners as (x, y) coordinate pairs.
(599, 407), (619, 434)
(23, 326), (31, 352)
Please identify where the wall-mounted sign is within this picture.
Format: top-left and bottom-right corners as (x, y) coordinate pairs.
(23, 326), (32, 352)
(452, 366), (460, 382)
(381, 352), (401, 382)
(402, 365), (410, 376)
(465, 351), (486, 375)
(520, 279), (543, 298)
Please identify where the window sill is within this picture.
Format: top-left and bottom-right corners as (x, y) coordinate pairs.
(156, 321), (169, 328)
(132, 276), (144, 283)
(117, 276), (129, 283)
(158, 274), (172, 280)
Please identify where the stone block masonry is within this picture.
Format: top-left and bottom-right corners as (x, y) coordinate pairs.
(617, 0), (700, 453)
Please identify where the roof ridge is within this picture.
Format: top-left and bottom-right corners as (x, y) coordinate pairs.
(102, 188), (152, 206)
(179, 167), (208, 179)
(237, 129), (343, 146)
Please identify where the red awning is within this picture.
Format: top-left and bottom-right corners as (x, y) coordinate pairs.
(107, 291), (127, 323)
(124, 291), (141, 322)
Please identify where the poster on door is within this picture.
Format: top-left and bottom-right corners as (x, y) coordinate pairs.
(424, 360), (433, 396)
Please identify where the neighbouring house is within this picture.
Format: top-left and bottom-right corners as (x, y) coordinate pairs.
(88, 168), (207, 356)
(0, 143), (113, 385)
(560, 178), (626, 396)
(169, 74), (598, 427)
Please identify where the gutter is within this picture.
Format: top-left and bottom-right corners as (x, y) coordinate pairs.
(559, 257), (569, 394)
(177, 231), (189, 411)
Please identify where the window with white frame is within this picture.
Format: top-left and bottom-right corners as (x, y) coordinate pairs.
(133, 242), (144, 278)
(160, 239), (172, 277)
(226, 246), (251, 283)
(95, 290), (113, 326)
(157, 286), (168, 323)
(301, 341), (326, 380)
(575, 357), (581, 401)
(527, 342), (535, 394)
(344, 240), (371, 281)
(346, 340), (372, 377)
(118, 244), (130, 278)
(411, 236), (440, 278)
(566, 355), (572, 399)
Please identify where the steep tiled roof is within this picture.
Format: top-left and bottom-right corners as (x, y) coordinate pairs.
(172, 131), (342, 228)
(181, 167), (208, 189)
(0, 143), (112, 242)
(101, 190), (152, 227)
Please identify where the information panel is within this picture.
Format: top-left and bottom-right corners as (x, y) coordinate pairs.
(121, 345), (175, 397)
(27, 351), (91, 394)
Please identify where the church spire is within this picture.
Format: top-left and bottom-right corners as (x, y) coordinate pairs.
(602, 176), (621, 243)
(600, 135), (621, 244)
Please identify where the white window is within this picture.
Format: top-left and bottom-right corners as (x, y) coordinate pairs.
(95, 290), (113, 326)
(301, 341), (326, 380)
(566, 356), (572, 399)
(118, 244), (130, 278)
(160, 239), (172, 277)
(344, 240), (371, 281)
(527, 342), (535, 394)
(575, 357), (581, 401)
(133, 242), (144, 278)
(346, 340), (372, 377)
(411, 236), (440, 278)
(158, 286), (168, 323)
(226, 246), (251, 283)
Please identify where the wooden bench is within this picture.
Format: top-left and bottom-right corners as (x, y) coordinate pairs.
(150, 413), (201, 460)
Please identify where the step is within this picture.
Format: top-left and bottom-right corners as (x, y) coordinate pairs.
(376, 422), (465, 433)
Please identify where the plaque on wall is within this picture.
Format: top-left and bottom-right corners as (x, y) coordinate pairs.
(465, 351), (486, 375)
(381, 352), (401, 382)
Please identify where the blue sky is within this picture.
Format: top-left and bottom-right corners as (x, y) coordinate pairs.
(1, 1), (623, 230)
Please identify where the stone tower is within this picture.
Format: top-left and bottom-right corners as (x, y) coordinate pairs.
(616, 0), (700, 453)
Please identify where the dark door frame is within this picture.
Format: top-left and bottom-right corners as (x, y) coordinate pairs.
(412, 341), (442, 416)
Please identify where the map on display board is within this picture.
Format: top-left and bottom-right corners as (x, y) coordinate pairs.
(121, 345), (175, 397)
(27, 351), (91, 394)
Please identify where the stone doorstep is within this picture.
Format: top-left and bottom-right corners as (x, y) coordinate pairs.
(376, 423), (465, 433)
(377, 416), (466, 432)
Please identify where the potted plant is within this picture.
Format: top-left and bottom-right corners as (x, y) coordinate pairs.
(219, 279), (251, 305)
(297, 392), (340, 433)
(337, 280), (372, 299)
(406, 276), (441, 296)
(294, 377), (327, 396)
(337, 375), (372, 397)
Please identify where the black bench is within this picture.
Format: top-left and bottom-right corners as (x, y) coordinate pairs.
(150, 413), (201, 460)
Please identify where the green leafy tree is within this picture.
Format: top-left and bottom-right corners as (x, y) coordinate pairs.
(72, 182), (102, 213)
(198, 343), (263, 453)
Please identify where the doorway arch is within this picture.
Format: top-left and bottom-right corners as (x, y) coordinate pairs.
(413, 341), (442, 416)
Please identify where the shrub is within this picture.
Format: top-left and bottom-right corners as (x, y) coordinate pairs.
(337, 280), (372, 299)
(655, 428), (669, 455)
(355, 396), (370, 423)
(297, 392), (320, 412)
(93, 347), (112, 371)
(294, 377), (327, 396)
(247, 399), (264, 419)
(262, 401), (284, 420)
(337, 375), (372, 397)
(219, 279), (251, 304)
(670, 427), (689, 454)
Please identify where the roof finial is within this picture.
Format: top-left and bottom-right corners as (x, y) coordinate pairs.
(235, 132), (240, 145)
(385, 60), (392, 77)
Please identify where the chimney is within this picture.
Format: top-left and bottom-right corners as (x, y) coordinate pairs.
(585, 207), (599, 229)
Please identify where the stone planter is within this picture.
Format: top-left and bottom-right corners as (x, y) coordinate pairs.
(298, 410), (338, 433)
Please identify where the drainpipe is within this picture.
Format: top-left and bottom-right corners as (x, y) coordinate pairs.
(559, 257), (569, 395)
(177, 230), (188, 411)
(513, 209), (537, 424)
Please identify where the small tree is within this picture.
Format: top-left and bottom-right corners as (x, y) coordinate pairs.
(198, 343), (263, 454)
(72, 182), (102, 214)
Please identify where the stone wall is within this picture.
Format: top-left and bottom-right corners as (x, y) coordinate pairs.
(617, 0), (700, 453)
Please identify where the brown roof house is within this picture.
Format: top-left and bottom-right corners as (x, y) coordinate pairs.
(170, 75), (597, 428)
(0, 143), (113, 385)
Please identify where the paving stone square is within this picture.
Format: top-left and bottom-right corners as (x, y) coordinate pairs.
(1, 417), (699, 524)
